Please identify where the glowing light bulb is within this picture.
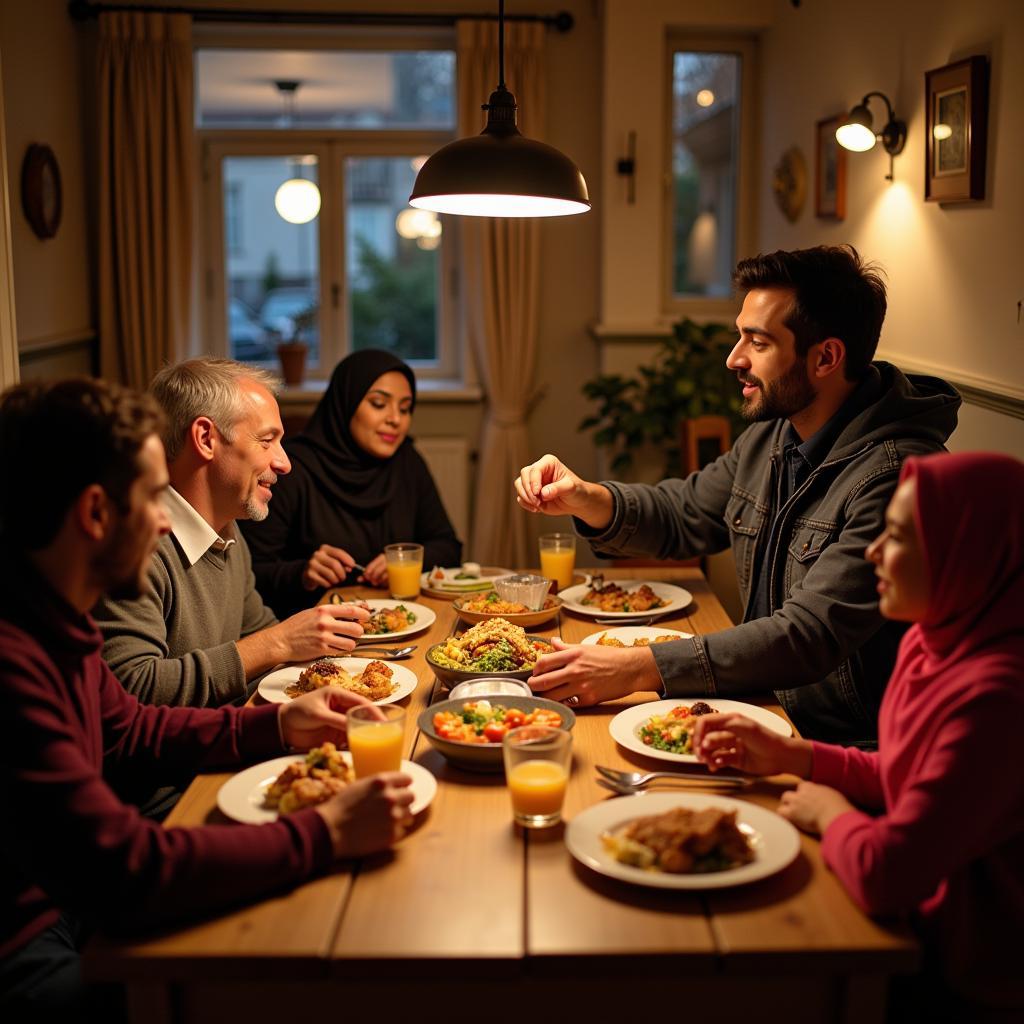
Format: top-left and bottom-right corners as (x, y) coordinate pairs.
(395, 208), (442, 240)
(696, 89), (715, 108)
(274, 179), (321, 224)
(932, 123), (952, 140)
(836, 122), (877, 153)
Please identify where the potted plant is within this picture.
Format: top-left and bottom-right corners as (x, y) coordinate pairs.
(580, 318), (745, 478)
(276, 305), (317, 386)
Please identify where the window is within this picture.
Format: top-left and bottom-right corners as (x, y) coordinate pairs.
(665, 36), (756, 313)
(197, 43), (459, 380)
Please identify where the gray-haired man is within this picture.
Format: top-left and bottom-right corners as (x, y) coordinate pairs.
(95, 358), (369, 712)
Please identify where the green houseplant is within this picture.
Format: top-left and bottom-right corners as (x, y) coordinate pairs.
(580, 318), (745, 478)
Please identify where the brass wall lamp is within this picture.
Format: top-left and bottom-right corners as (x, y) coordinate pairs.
(835, 91), (907, 181)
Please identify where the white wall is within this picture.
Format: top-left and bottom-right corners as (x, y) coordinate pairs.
(757, 0), (1024, 455)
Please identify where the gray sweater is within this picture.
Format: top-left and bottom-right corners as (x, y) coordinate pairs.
(94, 532), (278, 707)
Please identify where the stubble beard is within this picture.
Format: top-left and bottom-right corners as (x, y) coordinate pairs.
(739, 360), (817, 423)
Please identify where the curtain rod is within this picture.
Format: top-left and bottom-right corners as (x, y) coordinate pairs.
(67, 2), (574, 32)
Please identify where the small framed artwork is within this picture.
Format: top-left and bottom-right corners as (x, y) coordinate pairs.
(815, 114), (847, 220)
(925, 56), (988, 202)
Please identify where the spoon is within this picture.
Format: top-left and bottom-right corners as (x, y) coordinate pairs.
(348, 645), (417, 660)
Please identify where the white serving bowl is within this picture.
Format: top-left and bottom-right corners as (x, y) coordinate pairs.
(448, 677), (533, 700)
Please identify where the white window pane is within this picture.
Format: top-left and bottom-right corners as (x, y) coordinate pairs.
(671, 52), (741, 298)
(223, 155), (320, 367)
(197, 50), (455, 130)
(346, 156), (440, 363)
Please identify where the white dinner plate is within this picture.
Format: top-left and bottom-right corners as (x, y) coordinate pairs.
(581, 625), (693, 646)
(558, 580), (693, 621)
(350, 599), (435, 642)
(565, 791), (801, 889)
(217, 753), (437, 825)
(257, 657), (419, 705)
(609, 698), (792, 765)
(421, 566), (512, 594)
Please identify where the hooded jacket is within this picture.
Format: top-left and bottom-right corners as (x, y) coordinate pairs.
(584, 362), (961, 745)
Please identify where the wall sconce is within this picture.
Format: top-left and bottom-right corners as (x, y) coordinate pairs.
(835, 91), (906, 181)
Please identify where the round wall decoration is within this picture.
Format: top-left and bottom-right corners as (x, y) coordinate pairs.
(21, 144), (63, 240)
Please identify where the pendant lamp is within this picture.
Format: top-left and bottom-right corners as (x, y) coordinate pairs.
(408, 0), (590, 218)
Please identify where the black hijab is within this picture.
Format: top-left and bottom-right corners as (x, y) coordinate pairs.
(285, 349), (418, 512)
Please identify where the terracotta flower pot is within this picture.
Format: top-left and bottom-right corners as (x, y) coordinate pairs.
(277, 341), (308, 386)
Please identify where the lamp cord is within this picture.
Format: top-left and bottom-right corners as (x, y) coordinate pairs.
(498, 0), (506, 89)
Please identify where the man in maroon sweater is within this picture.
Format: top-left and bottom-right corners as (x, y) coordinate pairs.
(0, 379), (414, 1021)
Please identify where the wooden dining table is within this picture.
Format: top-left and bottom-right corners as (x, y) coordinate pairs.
(85, 568), (918, 1024)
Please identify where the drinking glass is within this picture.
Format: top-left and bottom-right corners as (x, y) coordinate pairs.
(503, 725), (572, 829)
(347, 705), (405, 777)
(538, 533), (576, 592)
(384, 542), (424, 599)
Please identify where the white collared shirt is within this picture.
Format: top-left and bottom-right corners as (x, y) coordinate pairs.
(164, 487), (237, 568)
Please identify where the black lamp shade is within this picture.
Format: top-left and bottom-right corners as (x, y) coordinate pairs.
(409, 87), (590, 218)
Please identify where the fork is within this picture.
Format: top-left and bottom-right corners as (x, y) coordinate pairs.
(347, 645), (417, 660)
(595, 764), (751, 787)
(593, 614), (669, 626)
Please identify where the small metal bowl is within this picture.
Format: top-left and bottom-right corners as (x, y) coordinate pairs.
(494, 573), (552, 611)
(448, 677), (533, 701)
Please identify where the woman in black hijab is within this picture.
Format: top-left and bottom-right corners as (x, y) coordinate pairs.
(241, 349), (462, 616)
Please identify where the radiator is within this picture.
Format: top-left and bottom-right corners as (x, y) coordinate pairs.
(413, 436), (470, 546)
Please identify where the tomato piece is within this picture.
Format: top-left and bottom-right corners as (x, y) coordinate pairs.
(504, 709), (526, 728)
(483, 722), (508, 743)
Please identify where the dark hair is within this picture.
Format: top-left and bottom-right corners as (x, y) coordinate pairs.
(732, 245), (887, 380)
(0, 378), (163, 550)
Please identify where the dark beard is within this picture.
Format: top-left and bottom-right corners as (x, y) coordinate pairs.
(740, 360), (817, 422)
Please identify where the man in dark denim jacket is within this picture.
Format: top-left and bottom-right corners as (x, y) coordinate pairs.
(517, 246), (960, 746)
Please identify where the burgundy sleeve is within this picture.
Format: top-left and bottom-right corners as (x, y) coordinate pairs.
(1, 646), (333, 932)
(818, 688), (1024, 916)
(810, 740), (885, 810)
(98, 659), (284, 773)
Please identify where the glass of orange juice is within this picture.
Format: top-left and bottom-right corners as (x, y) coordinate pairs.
(347, 705), (405, 777)
(503, 725), (572, 829)
(539, 533), (576, 592)
(384, 543), (423, 599)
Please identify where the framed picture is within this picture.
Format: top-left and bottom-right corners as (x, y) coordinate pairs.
(925, 56), (988, 202)
(815, 114), (846, 220)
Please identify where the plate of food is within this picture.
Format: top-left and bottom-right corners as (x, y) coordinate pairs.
(425, 617), (554, 688)
(558, 579), (693, 620)
(609, 698), (792, 764)
(216, 743), (437, 825)
(565, 791), (800, 889)
(581, 626), (693, 647)
(319, 595), (436, 642)
(418, 695), (575, 772)
(453, 590), (562, 628)
(257, 657), (418, 705)
(421, 564), (513, 598)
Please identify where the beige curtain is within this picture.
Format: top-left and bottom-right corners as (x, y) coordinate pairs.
(98, 12), (193, 388)
(459, 19), (545, 567)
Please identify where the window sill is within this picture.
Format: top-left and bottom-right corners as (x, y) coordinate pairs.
(277, 379), (482, 407)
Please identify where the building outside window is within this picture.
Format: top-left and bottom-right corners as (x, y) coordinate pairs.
(665, 36), (756, 316)
(196, 44), (459, 379)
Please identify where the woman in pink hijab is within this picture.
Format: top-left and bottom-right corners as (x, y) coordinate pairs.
(693, 452), (1024, 1021)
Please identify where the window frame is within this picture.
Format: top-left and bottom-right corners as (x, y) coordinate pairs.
(194, 31), (462, 382)
(662, 32), (758, 321)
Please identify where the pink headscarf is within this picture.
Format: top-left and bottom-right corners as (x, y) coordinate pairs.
(900, 451), (1024, 662)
